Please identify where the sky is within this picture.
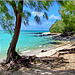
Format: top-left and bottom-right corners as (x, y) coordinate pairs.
(0, 1), (61, 31)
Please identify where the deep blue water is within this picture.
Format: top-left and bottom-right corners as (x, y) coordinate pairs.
(0, 30), (54, 57)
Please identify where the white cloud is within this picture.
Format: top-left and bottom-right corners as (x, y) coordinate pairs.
(49, 14), (61, 19)
(29, 21), (36, 26)
(42, 21), (52, 25)
(32, 11), (43, 17)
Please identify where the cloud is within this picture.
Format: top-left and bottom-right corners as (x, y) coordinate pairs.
(49, 14), (61, 19)
(42, 21), (52, 25)
(32, 11), (43, 17)
(29, 21), (36, 26)
(21, 20), (55, 30)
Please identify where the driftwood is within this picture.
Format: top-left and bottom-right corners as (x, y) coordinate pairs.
(40, 57), (63, 62)
(72, 43), (75, 46)
(58, 51), (75, 57)
(58, 47), (75, 57)
(58, 48), (75, 52)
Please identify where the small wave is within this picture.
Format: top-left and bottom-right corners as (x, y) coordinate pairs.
(21, 50), (30, 53)
(39, 45), (42, 47)
(17, 47), (27, 51)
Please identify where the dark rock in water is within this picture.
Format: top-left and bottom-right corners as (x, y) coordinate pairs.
(50, 42), (62, 44)
(34, 33), (57, 37)
(34, 34), (51, 37)
(41, 50), (47, 52)
(23, 32), (43, 34)
(52, 33), (75, 41)
(31, 33), (42, 34)
(61, 32), (74, 37)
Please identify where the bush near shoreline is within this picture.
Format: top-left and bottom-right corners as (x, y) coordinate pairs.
(49, 19), (75, 34)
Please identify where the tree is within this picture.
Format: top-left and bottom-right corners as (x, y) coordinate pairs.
(50, 0), (75, 33)
(0, 0), (52, 63)
(50, 19), (66, 33)
(59, 1), (75, 32)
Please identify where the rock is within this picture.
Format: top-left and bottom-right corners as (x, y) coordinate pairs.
(61, 32), (74, 37)
(31, 32), (42, 34)
(41, 50), (47, 52)
(52, 34), (75, 41)
(50, 42), (62, 44)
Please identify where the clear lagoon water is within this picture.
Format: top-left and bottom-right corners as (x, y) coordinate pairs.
(0, 30), (55, 57)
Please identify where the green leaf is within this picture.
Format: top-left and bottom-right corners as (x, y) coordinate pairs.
(34, 15), (41, 24)
(44, 12), (48, 20)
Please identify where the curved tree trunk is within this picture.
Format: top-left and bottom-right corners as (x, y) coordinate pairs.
(6, 1), (23, 63)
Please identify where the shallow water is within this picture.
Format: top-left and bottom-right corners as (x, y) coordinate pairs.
(0, 30), (55, 57)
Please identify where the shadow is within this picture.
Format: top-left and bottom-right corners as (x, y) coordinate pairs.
(0, 67), (75, 75)
(30, 65), (75, 75)
(0, 55), (75, 75)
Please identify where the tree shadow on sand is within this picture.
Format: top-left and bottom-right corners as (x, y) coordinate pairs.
(0, 55), (75, 75)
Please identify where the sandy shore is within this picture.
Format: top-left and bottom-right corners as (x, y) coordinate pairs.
(0, 32), (74, 63)
(0, 41), (75, 75)
(21, 41), (74, 57)
(0, 41), (74, 63)
(36, 41), (74, 57)
(42, 32), (61, 36)
(0, 37), (75, 75)
(0, 32), (74, 62)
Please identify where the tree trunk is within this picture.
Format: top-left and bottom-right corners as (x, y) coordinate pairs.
(6, 1), (23, 63)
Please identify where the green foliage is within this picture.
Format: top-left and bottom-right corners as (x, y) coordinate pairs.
(16, 56), (18, 59)
(14, 67), (18, 71)
(0, 1), (52, 32)
(59, 1), (75, 32)
(50, 1), (75, 33)
(0, 1), (15, 34)
(43, 12), (48, 20)
(50, 19), (65, 33)
(34, 15), (41, 24)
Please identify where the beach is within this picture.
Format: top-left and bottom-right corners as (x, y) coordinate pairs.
(0, 39), (75, 75)
(0, 32), (75, 62)
(21, 41), (72, 57)
(21, 32), (75, 57)
(0, 32), (75, 75)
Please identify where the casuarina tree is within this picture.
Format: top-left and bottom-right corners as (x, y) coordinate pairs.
(0, 0), (52, 63)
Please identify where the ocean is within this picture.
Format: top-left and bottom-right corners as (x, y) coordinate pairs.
(0, 30), (55, 57)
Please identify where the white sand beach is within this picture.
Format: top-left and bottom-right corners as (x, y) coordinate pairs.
(0, 41), (74, 63)
(21, 41), (74, 57)
(42, 32), (61, 36)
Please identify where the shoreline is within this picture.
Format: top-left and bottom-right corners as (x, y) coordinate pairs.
(21, 44), (58, 56)
(0, 42), (58, 63)
(21, 41), (74, 57)
(0, 32), (75, 74)
(0, 32), (75, 63)
(20, 32), (75, 57)
(0, 41), (67, 63)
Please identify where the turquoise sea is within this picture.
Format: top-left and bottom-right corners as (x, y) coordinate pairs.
(0, 30), (55, 57)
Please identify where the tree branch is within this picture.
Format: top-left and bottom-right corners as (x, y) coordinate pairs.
(7, 1), (17, 17)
